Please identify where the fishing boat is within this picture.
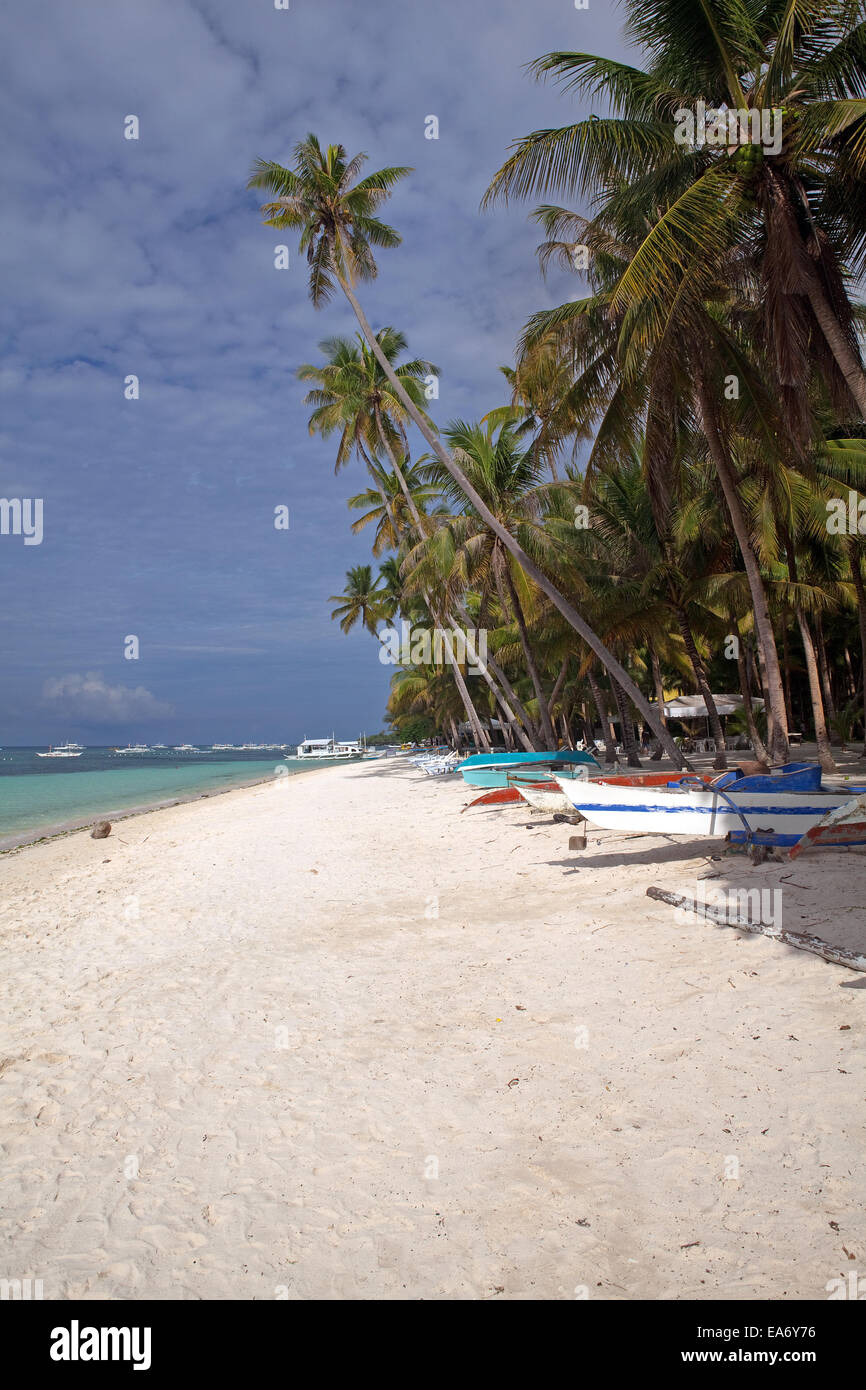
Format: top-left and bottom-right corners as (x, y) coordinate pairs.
(467, 768), (707, 815)
(458, 749), (599, 789)
(554, 763), (866, 841)
(511, 777), (575, 815)
(787, 793), (866, 857)
(36, 742), (83, 758)
(294, 736), (363, 759)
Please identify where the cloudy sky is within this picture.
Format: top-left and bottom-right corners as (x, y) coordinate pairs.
(0, 0), (630, 744)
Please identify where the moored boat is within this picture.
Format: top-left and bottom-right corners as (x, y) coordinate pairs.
(459, 749), (598, 789)
(36, 742), (83, 758)
(554, 763), (866, 840)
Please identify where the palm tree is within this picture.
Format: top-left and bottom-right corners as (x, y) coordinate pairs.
(507, 197), (794, 760)
(420, 419), (561, 748)
(300, 323), (492, 749)
(484, 2), (866, 415)
(329, 564), (392, 641)
(248, 133), (688, 766)
(298, 328), (437, 521)
(347, 463), (442, 555)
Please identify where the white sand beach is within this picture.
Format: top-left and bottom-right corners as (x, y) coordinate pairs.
(1, 757), (864, 1301)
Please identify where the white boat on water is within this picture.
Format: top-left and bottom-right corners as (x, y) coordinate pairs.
(172, 744), (200, 752)
(294, 736), (363, 760)
(555, 763), (866, 844)
(113, 743), (150, 754)
(36, 742), (83, 758)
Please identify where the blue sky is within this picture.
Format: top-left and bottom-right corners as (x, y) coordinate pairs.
(0, 0), (629, 743)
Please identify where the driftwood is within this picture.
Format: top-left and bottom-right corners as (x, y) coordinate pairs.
(646, 884), (866, 973)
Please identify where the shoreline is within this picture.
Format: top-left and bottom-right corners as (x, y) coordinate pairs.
(0, 760), (335, 855)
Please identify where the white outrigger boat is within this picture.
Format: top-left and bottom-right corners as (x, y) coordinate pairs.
(294, 736), (363, 760)
(36, 742), (83, 758)
(554, 763), (866, 846)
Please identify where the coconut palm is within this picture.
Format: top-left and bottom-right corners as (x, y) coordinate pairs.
(329, 564), (392, 640)
(298, 328), (437, 521)
(347, 463), (442, 556)
(248, 133), (687, 765)
(484, 1), (866, 416)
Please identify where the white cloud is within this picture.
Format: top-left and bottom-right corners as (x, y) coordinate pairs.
(41, 671), (173, 723)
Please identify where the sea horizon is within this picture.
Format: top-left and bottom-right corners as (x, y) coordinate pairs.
(0, 746), (355, 849)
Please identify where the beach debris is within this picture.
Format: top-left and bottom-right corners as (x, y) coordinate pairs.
(507, 1078), (519, 1087)
(90, 821), (112, 840)
(646, 884), (866, 972)
(568, 830), (587, 851)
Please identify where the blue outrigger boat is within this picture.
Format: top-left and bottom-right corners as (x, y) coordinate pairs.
(458, 748), (599, 790)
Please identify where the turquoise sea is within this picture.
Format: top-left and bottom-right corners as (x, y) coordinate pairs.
(0, 747), (334, 849)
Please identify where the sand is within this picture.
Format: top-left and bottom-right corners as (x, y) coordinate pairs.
(1, 756), (864, 1300)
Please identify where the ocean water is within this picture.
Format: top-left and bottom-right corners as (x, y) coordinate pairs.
(0, 747), (337, 848)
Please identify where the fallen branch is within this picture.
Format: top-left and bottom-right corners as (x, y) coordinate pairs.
(646, 885), (866, 973)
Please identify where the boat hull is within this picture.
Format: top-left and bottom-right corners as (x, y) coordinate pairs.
(513, 782), (572, 813)
(460, 757), (595, 790)
(554, 776), (860, 838)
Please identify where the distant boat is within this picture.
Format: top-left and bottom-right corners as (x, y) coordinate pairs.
(294, 737), (363, 760)
(36, 742), (84, 758)
(172, 744), (199, 752)
(113, 743), (149, 754)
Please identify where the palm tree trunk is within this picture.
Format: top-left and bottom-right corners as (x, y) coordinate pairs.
(610, 678), (642, 767)
(443, 640), (489, 751)
(450, 598), (540, 750)
(735, 635), (770, 763)
(814, 612), (841, 745)
(587, 668), (617, 764)
(696, 378), (789, 761)
(803, 266), (866, 418)
(848, 539), (866, 756)
(338, 274), (690, 768)
(377, 479), (490, 751)
(548, 657), (569, 729)
(499, 554), (557, 750)
(794, 608), (836, 773)
(781, 611), (794, 730)
(649, 650), (666, 760)
(673, 604), (727, 769)
(377, 426), (539, 754)
(769, 175), (866, 417)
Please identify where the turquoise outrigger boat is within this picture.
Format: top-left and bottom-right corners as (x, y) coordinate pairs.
(458, 749), (599, 790)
